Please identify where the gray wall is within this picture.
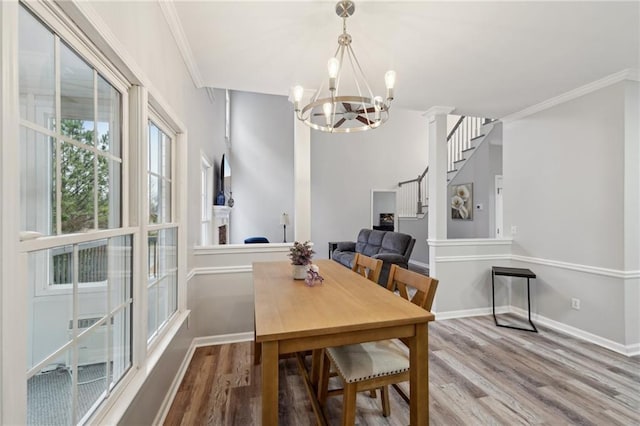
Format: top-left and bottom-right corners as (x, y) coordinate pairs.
(228, 90), (294, 244)
(448, 123), (503, 238)
(398, 216), (429, 264)
(503, 81), (634, 345)
(310, 109), (428, 259)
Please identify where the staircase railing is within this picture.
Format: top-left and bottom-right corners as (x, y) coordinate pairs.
(398, 115), (489, 217)
(398, 166), (428, 217)
(448, 116), (484, 172)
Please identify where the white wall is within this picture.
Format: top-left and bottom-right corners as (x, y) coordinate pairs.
(228, 90), (294, 244)
(503, 81), (636, 347)
(310, 109), (428, 258)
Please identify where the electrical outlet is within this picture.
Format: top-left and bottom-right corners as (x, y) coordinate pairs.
(571, 298), (581, 310)
(511, 225), (518, 235)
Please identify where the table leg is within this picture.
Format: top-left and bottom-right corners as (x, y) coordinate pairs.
(409, 323), (428, 426)
(310, 349), (323, 390)
(261, 340), (279, 426)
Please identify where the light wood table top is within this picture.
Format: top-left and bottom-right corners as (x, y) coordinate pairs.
(254, 259), (434, 425)
(254, 259), (433, 342)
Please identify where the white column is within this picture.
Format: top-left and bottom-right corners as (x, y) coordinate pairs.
(424, 106), (454, 275)
(623, 80), (640, 347)
(292, 94), (312, 242)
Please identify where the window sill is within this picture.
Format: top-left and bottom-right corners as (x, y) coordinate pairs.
(87, 309), (191, 425)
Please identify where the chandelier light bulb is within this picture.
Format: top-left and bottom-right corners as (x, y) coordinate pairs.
(385, 70), (396, 100)
(373, 96), (384, 121)
(328, 57), (340, 91)
(323, 102), (333, 125)
(384, 70), (396, 89)
(293, 85), (304, 103)
(328, 57), (340, 78)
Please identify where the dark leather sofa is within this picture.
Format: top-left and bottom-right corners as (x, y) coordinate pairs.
(332, 229), (416, 285)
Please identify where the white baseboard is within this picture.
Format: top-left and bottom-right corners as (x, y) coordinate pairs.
(434, 306), (638, 357)
(153, 331), (254, 425)
(435, 305), (509, 320)
(153, 342), (197, 426)
(509, 307), (639, 357)
(193, 332), (255, 347)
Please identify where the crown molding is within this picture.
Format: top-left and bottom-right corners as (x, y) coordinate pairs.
(159, 0), (204, 88)
(502, 68), (639, 123)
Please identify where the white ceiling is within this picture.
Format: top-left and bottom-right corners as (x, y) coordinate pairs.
(167, 1), (639, 118)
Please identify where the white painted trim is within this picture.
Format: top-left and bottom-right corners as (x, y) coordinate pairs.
(512, 255), (638, 279)
(186, 269), (195, 282)
(158, 1), (204, 88)
(435, 254), (512, 263)
(434, 306), (510, 321)
(433, 306), (638, 357)
(193, 332), (255, 348)
(510, 307), (639, 357)
(194, 243), (291, 255)
(153, 339), (198, 426)
(192, 265), (253, 276)
(428, 238), (513, 247)
(502, 68), (639, 123)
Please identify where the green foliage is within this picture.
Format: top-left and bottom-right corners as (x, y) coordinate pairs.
(54, 119), (111, 233)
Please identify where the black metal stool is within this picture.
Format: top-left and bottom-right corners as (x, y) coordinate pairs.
(491, 266), (537, 332)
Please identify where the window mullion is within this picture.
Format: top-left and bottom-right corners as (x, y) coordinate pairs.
(71, 244), (79, 425)
(54, 34), (61, 235)
(93, 69), (98, 230)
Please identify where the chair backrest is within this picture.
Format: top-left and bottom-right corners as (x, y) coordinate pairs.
(351, 253), (383, 284)
(386, 264), (439, 311)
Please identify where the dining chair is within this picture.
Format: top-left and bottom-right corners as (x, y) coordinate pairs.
(318, 264), (439, 425)
(351, 253), (383, 284)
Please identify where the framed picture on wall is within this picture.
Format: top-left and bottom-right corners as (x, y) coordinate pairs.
(451, 183), (473, 220)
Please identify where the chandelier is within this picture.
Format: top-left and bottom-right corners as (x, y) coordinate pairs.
(292, 1), (396, 133)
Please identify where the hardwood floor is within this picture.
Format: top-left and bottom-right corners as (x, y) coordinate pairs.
(164, 315), (640, 425)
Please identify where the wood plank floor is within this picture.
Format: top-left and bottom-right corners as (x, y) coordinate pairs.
(164, 315), (640, 425)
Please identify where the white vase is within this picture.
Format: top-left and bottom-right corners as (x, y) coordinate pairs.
(293, 264), (308, 280)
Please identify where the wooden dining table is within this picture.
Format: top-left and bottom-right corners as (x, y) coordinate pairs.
(253, 259), (435, 425)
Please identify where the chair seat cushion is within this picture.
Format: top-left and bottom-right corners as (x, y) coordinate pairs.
(326, 339), (408, 384)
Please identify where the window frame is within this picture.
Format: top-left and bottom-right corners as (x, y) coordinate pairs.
(3, 1), (190, 424)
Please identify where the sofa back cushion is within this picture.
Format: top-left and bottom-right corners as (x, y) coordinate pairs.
(356, 229), (386, 257)
(355, 229), (412, 257)
(380, 232), (413, 256)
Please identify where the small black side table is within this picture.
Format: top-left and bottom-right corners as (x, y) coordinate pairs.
(491, 266), (538, 332)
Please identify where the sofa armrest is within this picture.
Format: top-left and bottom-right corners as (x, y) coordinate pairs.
(335, 241), (356, 252)
(373, 253), (408, 265)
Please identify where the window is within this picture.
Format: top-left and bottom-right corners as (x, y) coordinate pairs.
(18, 4), (132, 424)
(147, 118), (178, 343)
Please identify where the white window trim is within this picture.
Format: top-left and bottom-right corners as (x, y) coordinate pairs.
(3, 1), (191, 424)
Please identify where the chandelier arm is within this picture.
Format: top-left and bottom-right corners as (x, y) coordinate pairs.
(331, 44), (347, 128)
(345, 45), (373, 126)
(347, 44), (376, 100)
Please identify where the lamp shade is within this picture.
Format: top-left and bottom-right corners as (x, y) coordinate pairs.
(280, 213), (290, 226)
